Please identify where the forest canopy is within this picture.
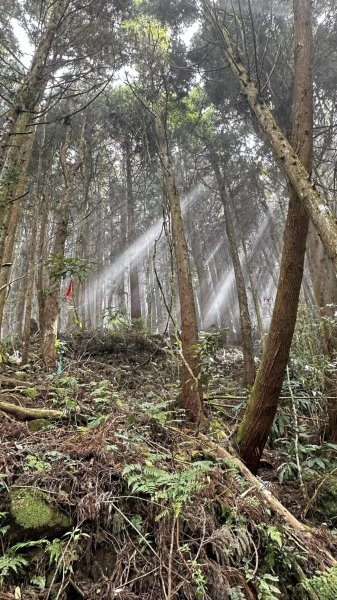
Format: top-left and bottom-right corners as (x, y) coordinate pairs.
(2, 1), (337, 599)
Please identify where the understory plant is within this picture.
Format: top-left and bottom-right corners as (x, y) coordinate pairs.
(123, 460), (214, 518)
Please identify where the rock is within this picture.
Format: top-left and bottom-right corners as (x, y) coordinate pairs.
(10, 488), (70, 537)
(28, 419), (52, 433)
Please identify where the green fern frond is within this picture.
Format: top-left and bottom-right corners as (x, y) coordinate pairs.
(123, 460), (214, 517)
(300, 566), (337, 600)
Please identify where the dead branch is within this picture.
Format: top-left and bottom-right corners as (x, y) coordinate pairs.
(0, 375), (35, 388)
(0, 400), (65, 421)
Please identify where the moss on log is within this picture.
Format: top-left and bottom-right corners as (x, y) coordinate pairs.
(0, 400), (65, 420)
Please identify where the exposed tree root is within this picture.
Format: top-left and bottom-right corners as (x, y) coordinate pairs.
(196, 432), (337, 566)
(0, 400), (65, 420)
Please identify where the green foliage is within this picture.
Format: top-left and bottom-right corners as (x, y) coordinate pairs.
(123, 460), (213, 517)
(47, 527), (89, 578)
(182, 85), (216, 134)
(0, 163), (20, 189)
(0, 512), (9, 538)
(178, 544), (208, 597)
(22, 387), (39, 399)
(192, 325), (227, 386)
(28, 419), (51, 433)
(86, 414), (110, 429)
(131, 317), (145, 331)
(255, 574), (281, 599)
(188, 558), (208, 598)
(47, 538), (62, 566)
(0, 528), (88, 589)
(291, 303), (332, 392)
(300, 566), (337, 599)
(45, 255), (89, 282)
(122, 14), (171, 55)
(0, 540), (48, 585)
(229, 589), (246, 600)
(257, 525), (284, 571)
(107, 309), (130, 332)
(89, 379), (113, 410)
(140, 396), (180, 424)
(0, 552), (28, 585)
(49, 375), (79, 412)
(30, 575), (46, 589)
(277, 440), (337, 484)
(86, 380), (124, 428)
(23, 454), (51, 472)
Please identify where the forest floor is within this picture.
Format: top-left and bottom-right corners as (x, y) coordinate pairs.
(1, 330), (337, 599)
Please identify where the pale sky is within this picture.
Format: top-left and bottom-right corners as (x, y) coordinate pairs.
(11, 19), (34, 69)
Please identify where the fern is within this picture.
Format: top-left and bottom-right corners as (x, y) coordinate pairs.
(123, 461), (213, 516)
(0, 539), (50, 585)
(300, 566), (337, 599)
(208, 525), (254, 567)
(0, 553), (28, 584)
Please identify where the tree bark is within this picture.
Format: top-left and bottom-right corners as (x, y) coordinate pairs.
(202, 1), (337, 272)
(236, 0), (313, 473)
(154, 112), (204, 423)
(306, 225), (337, 441)
(125, 140), (142, 322)
(0, 1), (69, 247)
(0, 201), (22, 333)
(188, 212), (215, 329)
(42, 128), (83, 367)
(22, 206), (38, 364)
(241, 238), (265, 349)
(209, 151), (256, 386)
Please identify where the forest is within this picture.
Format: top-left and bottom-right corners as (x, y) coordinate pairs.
(2, 0), (337, 598)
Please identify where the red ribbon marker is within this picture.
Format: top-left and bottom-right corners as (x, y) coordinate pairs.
(65, 279), (73, 301)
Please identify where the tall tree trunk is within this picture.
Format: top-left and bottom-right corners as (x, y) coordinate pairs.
(0, 0), (68, 247)
(37, 190), (50, 345)
(14, 238), (29, 336)
(236, 0), (313, 473)
(154, 112), (204, 423)
(208, 256), (221, 326)
(306, 225), (337, 441)
(42, 128), (83, 367)
(209, 151), (256, 386)
(0, 122), (36, 317)
(125, 140), (142, 322)
(241, 239), (265, 349)
(0, 201), (22, 333)
(202, 1), (337, 271)
(22, 207), (38, 364)
(188, 213), (214, 329)
(213, 244), (233, 327)
(145, 247), (154, 331)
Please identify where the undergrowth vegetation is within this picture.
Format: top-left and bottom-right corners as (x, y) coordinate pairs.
(1, 329), (337, 598)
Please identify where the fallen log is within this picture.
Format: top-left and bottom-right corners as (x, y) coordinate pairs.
(197, 432), (306, 531)
(0, 400), (65, 421)
(193, 432), (336, 566)
(0, 375), (35, 388)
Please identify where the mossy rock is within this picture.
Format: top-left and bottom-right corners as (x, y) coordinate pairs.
(311, 474), (337, 524)
(10, 488), (70, 537)
(28, 419), (52, 433)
